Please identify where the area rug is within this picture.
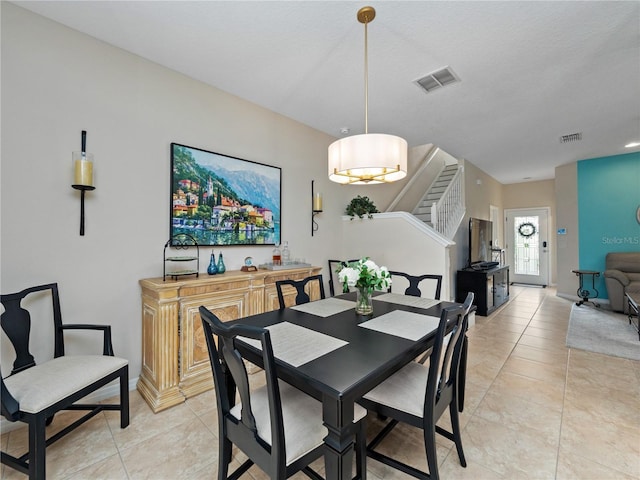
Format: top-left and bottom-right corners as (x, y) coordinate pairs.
(566, 305), (640, 361)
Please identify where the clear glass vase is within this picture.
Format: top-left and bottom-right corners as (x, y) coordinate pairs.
(355, 286), (373, 315)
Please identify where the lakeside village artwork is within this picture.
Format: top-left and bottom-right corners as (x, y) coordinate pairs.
(171, 144), (281, 246)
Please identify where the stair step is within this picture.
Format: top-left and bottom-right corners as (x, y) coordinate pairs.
(414, 213), (432, 223)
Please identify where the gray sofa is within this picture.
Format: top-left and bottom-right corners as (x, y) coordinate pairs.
(604, 252), (640, 313)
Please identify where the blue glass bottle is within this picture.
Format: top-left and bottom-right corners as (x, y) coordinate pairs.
(207, 251), (218, 275)
(217, 252), (226, 274)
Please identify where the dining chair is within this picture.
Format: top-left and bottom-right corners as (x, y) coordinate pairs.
(328, 259), (359, 296)
(199, 306), (367, 480)
(275, 274), (326, 309)
(1, 283), (129, 480)
(357, 292), (475, 480)
(387, 271), (443, 299)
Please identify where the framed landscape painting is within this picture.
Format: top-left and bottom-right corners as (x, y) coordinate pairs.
(170, 143), (281, 246)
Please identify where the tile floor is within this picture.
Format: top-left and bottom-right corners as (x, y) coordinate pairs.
(2, 286), (639, 479)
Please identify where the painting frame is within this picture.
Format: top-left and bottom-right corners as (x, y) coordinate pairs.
(170, 143), (281, 247)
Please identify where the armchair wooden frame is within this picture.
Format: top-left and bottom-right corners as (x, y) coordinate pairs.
(1, 283), (129, 480)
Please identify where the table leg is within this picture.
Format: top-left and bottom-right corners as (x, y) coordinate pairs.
(323, 397), (356, 480)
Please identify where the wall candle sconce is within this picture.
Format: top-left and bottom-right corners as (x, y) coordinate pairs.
(71, 130), (95, 236)
(311, 180), (323, 236)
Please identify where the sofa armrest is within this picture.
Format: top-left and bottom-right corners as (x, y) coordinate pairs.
(604, 269), (630, 286)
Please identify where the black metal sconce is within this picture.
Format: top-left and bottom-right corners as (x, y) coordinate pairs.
(311, 180), (323, 236)
(71, 130), (95, 236)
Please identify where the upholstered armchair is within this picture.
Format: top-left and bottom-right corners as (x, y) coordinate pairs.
(604, 252), (640, 313)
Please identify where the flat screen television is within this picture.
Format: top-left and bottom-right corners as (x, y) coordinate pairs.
(468, 217), (493, 267)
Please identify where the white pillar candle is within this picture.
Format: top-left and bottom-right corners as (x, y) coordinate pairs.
(73, 152), (94, 186)
(313, 192), (323, 211)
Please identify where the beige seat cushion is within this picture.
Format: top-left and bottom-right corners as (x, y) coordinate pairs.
(3, 355), (128, 414)
(362, 361), (428, 418)
(230, 380), (367, 465)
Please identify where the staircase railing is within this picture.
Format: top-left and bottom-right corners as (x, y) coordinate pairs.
(430, 166), (465, 238)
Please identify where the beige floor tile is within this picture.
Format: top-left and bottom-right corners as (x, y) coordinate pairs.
(4, 412), (118, 479)
(104, 390), (199, 451)
(502, 355), (567, 383)
(64, 453), (129, 480)
(517, 333), (568, 352)
(493, 306), (536, 320)
(120, 416), (218, 479)
(489, 371), (565, 408)
(470, 328), (523, 345)
(511, 343), (569, 367)
(480, 321), (528, 335)
(556, 447), (639, 480)
(463, 415), (558, 479)
(489, 314), (531, 328)
(474, 388), (562, 444)
(559, 411), (639, 477)
(184, 388), (217, 417)
(438, 452), (506, 479)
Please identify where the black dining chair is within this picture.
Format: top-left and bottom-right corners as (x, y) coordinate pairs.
(199, 306), (367, 480)
(357, 292), (475, 480)
(328, 259), (359, 296)
(1, 283), (129, 480)
(275, 274), (325, 309)
(388, 271), (443, 299)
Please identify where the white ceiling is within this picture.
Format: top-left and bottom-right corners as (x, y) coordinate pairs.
(13, 0), (640, 184)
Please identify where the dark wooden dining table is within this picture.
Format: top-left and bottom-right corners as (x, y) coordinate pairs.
(228, 291), (464, 480)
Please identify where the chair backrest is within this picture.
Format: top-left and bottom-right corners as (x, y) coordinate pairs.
(1, 283), (63, 376)
(275, 274), (325, 309)
(328, 259), (359, 296)
(199, 306), (287, 473)
(388, 271), (443, 299)
(425, 292), (474, 420)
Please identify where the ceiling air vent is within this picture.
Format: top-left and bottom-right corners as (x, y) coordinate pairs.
(415, 67), (460, 94)
(560, 132), (582, 143)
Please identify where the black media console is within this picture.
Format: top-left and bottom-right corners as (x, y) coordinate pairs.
(456, 265), (510, 316)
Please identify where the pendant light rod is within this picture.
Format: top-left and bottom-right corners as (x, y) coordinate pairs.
(358, 6), (375, 135)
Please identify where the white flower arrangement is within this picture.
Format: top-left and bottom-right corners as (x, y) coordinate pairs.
(337, 258), (392, 293)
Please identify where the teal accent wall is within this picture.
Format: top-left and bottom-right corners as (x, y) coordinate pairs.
(577, 152), (640, 299)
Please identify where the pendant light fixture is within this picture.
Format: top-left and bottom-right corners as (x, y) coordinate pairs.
(328, 6), (408, 185)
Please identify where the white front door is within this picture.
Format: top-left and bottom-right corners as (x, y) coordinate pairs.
(505, 208), (550, 286)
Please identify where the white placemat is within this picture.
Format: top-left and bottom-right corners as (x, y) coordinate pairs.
(290, 297), (355, 317)
(373, 292), (441, 310)
(359, 310), (441, 340)
(240, 322), (348, 367)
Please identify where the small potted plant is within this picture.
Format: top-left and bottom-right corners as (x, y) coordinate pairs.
(345, 195), (379, 219)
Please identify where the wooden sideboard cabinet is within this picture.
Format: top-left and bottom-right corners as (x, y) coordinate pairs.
(137, 266), (321, 412)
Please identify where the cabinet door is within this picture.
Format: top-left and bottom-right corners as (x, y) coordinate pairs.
(493, 269), (504, 306)
(486, 275), (495, 310)
(179, 290), (250, 397)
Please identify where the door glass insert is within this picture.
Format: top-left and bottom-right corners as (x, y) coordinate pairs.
(513, 216), (539, 276)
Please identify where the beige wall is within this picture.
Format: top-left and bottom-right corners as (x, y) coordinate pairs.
(554, 163), (579, 297)
(0, 3), (364, 378)
(451, 160), (504, 270)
